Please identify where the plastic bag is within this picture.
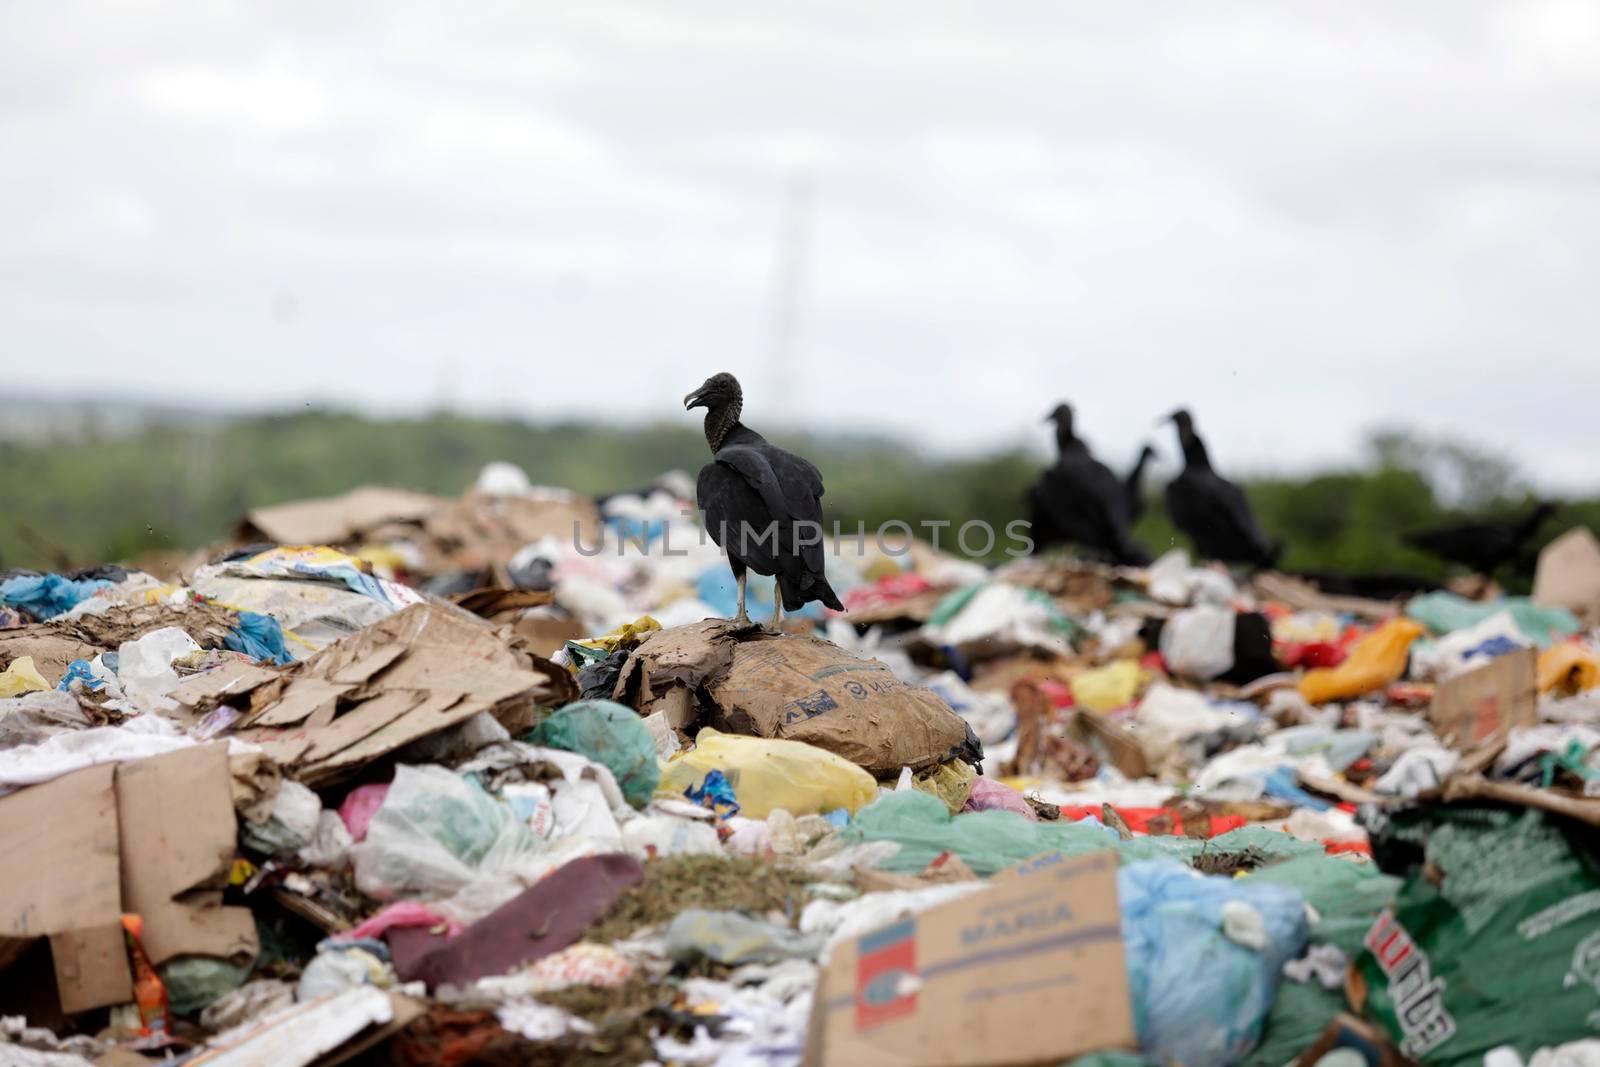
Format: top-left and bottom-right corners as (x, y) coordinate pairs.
(911, 758), (977, 814)
(1538, 642), (1600, 695)
(1356, 805), (1600, 1065)
(1119, 861), (1308, 1067)
(117, 627), (203, 702)
(843, 790), (1117, 876)
(1298, 619), (1424, 704)
(1245, 854), (1399, 956)
(526, 700), (660, 809)
(160, 956), (249, 1016)
(351, 764), (536, 901)
(0, 573), (111, 620)
(960, 776), (1036, 821)
(300, 811), (354, 868)
(1069, 659), (1144, 713)
(664, 909), (823, 965)
(338, 783), (390, 842)
(1159, 606), (1237, 680)
(1406, 592), (1579, 646)
(657, 728), (877, 819)
(222, 611), (294, 666)
(624, 813), (723, 859)
(240, 780), (322, 855)
(0, 656), (49, 698)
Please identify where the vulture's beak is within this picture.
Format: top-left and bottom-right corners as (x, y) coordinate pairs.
(684, 388), (706, 411)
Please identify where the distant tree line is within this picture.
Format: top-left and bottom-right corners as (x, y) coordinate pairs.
(1, 410), (1593, 590)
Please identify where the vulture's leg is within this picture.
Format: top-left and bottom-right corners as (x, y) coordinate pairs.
(733, 569), (750, 625)
(769, 582), (782, 631)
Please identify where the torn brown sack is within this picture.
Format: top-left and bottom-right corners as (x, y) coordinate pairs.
(614, 619), (972, 775)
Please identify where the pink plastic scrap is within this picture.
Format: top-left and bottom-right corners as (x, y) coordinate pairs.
(337, 782), (390, 843)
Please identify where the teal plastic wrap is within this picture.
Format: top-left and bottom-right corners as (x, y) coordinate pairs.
(1406, 592), (1579, 646)
(844, 791), (1118, 875)
(526, 700), (660, 809)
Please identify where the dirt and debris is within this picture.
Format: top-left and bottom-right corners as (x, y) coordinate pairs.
(2, 463), (1598, 1067)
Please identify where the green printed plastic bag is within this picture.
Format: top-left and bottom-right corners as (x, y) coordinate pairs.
(1355, 805), (1600, 1065)
(526, 700), (660, 809)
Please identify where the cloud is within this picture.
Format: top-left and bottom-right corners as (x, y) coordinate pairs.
(1, 0), (1598, 491)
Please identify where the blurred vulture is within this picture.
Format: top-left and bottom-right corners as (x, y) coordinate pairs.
(1164, 409), (1279, 567)
(1404, 500), (1557, 576)
(1026, 403), (1152, 566)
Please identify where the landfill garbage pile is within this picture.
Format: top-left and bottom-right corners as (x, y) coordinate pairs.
(2, 463), (1600, 1067)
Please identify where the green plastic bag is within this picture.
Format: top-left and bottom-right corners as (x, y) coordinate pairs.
(1247, 854), (1400, 957)
(1355, 804), (1600, 1065)
(526, 700), (660, 809)
(1405, 592), (1580, 647)
(844, 791), (1119, 876)
(1242, 977), (1345, 1067)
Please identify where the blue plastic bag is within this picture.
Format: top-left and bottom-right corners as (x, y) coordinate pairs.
(1119, 860), (1309, 1067)
(223, 611), (294, 666)
(0, 574), (111, 620)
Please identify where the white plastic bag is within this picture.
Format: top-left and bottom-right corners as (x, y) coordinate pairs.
(117, 626), (202, 703)
(351, 764), (537, 901)
(1160, 605), (1237, 680)
(623, 813), (723, 859)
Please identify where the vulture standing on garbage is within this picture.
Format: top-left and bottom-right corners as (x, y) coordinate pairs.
(1403, 501), (1557, 576)
(1027, 404), (1152, 566)
(1125, 444), (1158, 523)
(1164, 409), (1279, 567)
(686, 372), (844, 627)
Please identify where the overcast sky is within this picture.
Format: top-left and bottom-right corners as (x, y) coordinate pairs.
(4, 2), (1599, 489)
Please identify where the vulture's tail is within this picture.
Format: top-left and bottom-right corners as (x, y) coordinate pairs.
(780, 572), (845, 613)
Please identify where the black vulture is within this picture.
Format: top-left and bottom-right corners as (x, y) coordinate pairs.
(1163, 409), (1278, 567)
(1403, 501), (1557, 576)
(1125, 444), (1158, 523)
(685, 372), (843, 627)
(1026, 404), (1151, 566)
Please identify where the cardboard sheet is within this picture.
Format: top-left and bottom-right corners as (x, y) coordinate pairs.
(241, 604), (557, 785)
(807, 849), (1134, 1066)
(241, 486), (446, 546)
(1533, 526), (1600, 622)
(1429, 647), (1537, 751)
(0, 745), (258, 1012)
(0, 764), (129, 1013)
(116, 745), (260, 968)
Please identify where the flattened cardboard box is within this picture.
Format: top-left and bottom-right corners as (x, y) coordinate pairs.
(0, 744), (257, 1013)
(237, 603), (556, 785)
(806, 850), (1134, 1067)
(1428, 647), (1536, 751)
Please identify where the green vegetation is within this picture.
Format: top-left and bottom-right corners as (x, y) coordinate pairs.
(2, 410), (1594, 590)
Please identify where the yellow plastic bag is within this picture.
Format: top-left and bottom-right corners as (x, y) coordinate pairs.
(0, 656), (50, 698)
(658, 728), (878, 818)
(1069, 659), (1144, 712)
(573, 615), (661, 655)
(1298, 618), (1424, 704)
(909, 759), (977, 814)
(1538, 642), (1600, 696)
